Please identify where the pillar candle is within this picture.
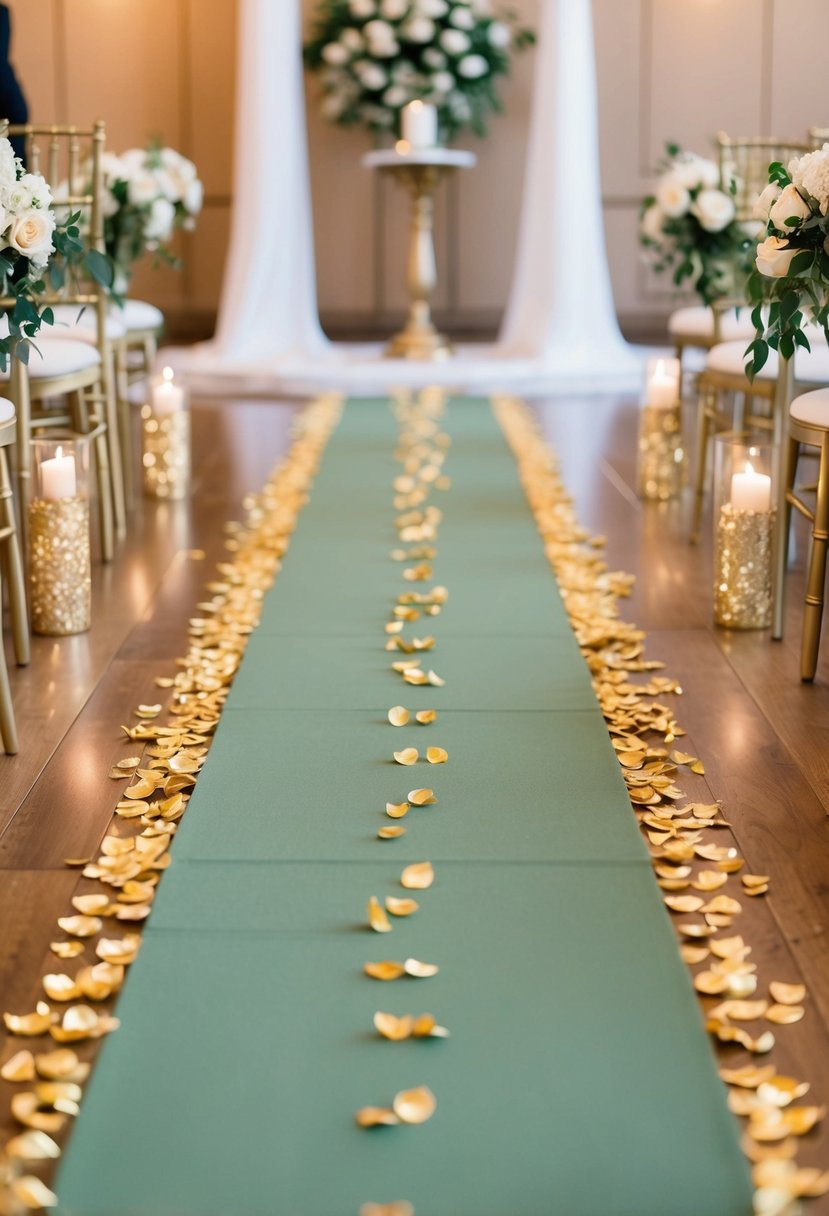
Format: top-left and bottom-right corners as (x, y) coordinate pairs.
(401, 101), (438, 150)
(644, 356), (680, 408)
(152, 366), (184, 416)
(40, 445), (77, 500)
(730, 461), (771, 513)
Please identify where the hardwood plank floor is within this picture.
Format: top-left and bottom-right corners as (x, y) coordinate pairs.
(1, 385), (828, 1208)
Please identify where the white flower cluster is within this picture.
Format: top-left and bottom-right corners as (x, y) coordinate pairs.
(103, 146), (203, 248)
(0, 138), (56, 271)
(752, 145), (829, 279)
(641, 151), (736, 244)
(311, 0), (516, 134)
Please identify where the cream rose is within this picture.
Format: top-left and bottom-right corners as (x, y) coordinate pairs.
(144, 196), (175, 244)
(640, 202), (665, 244)
(655, 174), (690, 218)
(322, 42), (350, 65)
(691, 188), (735, 233)
(8, 209), (55, 267)
(755, 235), (800, 278)
(769, 183), (812, 230)
(753, 182), (781, 222)
(458, 53), (488, 78)
(440, 27), (471, 54)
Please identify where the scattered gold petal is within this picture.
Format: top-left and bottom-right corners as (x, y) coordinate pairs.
(426, 670), (445, 687)
(42, 975), (81, 1003)
(49, 940), (85, 960)
(664, 895), (704, 913)
(401, 862), (434, 890)
(742, 874), (771, 888)
(393, 1086), (436, 1124)
(386, 897), (419, 917)
(10, 1176), (58, 1209)
(780, 1106), (825, 1136)
(355, 1106), (399, 1128)
(10, 1093), (66, 1134)
(388, 707), (410, 727)
(769, 982), (806, 1006)
(5, 1130), (61, 1161)
(56, 915), (102, 938)
(135, 704), (163, 718)
(757, 1077), (811, 1108)
(426, 747), (447, 764)
(95, 935), (141, 965)
(679, 944), (710, 965)
(766, 1004), (806, 1025)
(403, 958), (439, 978)
(393, 748), (419, 766)
(378, 825), (406, 840)
(373, 1012), (414, 1041)
(34, 1050), (82, 1081)
(692, 870), (728, 892)
(701, 895), (742, 916)
(1, 1051), (36, 1082)
(385, 801), (410, 819)
(359, 1203), (414, 1216)
(415, 710), (437, 724)
(695, 971), (728, 995)
(368, 896), (392, 933)
(71, 894), (112, 916)
(364, 961), (406, 981)
(4, 1004), (53, 1036)
(407, 788), (436, 807)
(719, 1064), (776, 1088)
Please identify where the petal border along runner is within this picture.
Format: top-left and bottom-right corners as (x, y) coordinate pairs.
(0, 391), (823, 1215)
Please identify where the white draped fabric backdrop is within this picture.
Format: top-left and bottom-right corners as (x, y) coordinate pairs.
(169, 0), (643, 395)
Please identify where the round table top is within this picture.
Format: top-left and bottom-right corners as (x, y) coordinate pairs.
(362, 147), (477, 170)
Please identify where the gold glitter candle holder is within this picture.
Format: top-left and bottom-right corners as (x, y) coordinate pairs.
(636, 357), (684, 501)
(713, 433), (775, 630)
(141, 371), (190, 500)
(29, 434), (91, 636)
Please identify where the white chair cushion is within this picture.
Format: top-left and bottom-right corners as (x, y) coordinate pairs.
(706, 335), (829, 385)
(48, 304), (127, 344)
(668, 306), (755, 342)
(706, 340), (777, 379)
(791, 387), (829, 429)
(0, 396), (15, 424)
(0, 336), (101, 381)
(118, 299), (164, 332)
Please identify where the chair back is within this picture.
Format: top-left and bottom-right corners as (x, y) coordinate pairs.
(0, 120), (109, 356)
(809, 127), (829, 149)
(716, 132), (812, 221)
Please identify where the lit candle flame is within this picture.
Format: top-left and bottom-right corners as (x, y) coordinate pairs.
(745, 461), (755, 476)
(162, 366), (174, 384)
(55, 445), (63, 460)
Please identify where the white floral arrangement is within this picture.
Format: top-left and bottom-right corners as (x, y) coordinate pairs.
(304, 0), (534, 141)
(640, 143), (753, 308)
(745, 143), (829, 376)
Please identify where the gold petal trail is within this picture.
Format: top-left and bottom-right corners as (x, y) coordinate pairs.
(368, 896), (393, 934)
(401, 862), (434, 890)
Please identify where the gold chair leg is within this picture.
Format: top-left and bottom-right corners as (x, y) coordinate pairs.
(115, 340), (133, 507)
(0, 446), (29, 665)
(771, 356), (794, 641)
(801, 435), (829, 682)
(691, 384), (714, 544)
(0, 574), (18, 754)
(75, 389), (114, 564)
(101, 358), (126, 540)
(10, 360), (31, 551)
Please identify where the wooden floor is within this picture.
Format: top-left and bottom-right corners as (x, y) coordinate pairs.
(1, 385), (828, 1206)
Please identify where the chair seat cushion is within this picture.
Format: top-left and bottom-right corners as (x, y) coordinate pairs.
(117, 299), (164, 333)
(668, 306), (755, 342)
(48, 304), (127, 343)
(791, 387), (829, 429)
(706, 335), (829, 385)
(0, 336), (101, 380)
(0, 396), (14, 425)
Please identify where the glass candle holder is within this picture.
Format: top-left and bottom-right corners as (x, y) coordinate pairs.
(141, 366), (190, 500)
(29, 433), (92, 635)
(713, 433), (775, 629)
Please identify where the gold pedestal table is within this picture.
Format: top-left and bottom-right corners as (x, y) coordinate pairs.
(363, 147), (476, 361)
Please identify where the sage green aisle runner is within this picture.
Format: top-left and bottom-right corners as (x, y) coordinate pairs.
(57, 399), (751, 1216)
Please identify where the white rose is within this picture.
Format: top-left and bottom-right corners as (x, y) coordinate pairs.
(340, 28), (364, 50)
(402, 15), (435, 41)
(769, 183), (812, 230)
(449, 5), (475, 28)
(487, 20), (510, 48)
(417, 0), (448, 14)
(359, 62), (388, 89)
(364, 17), (394, 41)
(457, 53), (488, 78)
(383, 84), (410, 107)
(380, 0), (409, 15)
(144, 196), (175, 243)
(790, 144), (829, 215)
(753, 181), (781, 222)
(670, 153), (718, 191)
(350, 0), (376, 15)
(422, 47), (446, 67)
(440, 27), (471, 54)
(18, 172), (52, 210)
(640, 202), (665, 244)
(128, 172), (160, 207)
(0, 139), (17, 189)
(430, 70), (455, 94)
(6, 181), (33, 212)
(119, 148), (147, 176)
(655, 174), (690, 218)
(756, 235), (800, 278)
(184, 178), (203, 214)
(8, 209), (55, 267)
(0, 204), (8, 238)
(691, 187), (735, 233)
(322, 42), (350, 65)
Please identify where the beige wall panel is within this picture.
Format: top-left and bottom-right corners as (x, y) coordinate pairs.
(593, 0), (642, 197)
(61, 0), (182, 150)
(648, 0), (765, 168)
(186, 0), (237, 195)
(5, 0), (58, 121)
(130, 230), (186, 312)
(768, 0), (829, 138)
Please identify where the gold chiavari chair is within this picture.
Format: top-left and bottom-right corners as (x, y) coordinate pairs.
(114, 299), (164, 501)
(0, 398), (21, 753)
(783, 388), (829, 681)
(717, 132), (812, 222)
(0, 120), (124, 560)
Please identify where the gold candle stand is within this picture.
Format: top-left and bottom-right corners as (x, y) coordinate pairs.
(636, 403), (684, 501)
(29, 495), (91, 635)
(714, 504), (775, 629)
(141, 406), (190, 500)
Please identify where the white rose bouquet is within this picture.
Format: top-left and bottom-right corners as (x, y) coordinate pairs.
(640, 142), (753, 308)
(0, 136), (91, 369)
(304, 0), (534, 141)
(745, 145), (829, 378)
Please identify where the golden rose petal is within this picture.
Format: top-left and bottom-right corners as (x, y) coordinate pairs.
(57, 915), (102, 939)
(368, 897), (393, 933)
(135, 704), (163, 719)
(34, 1050), (82, 1081)
(769, 982), (806, 1006)
(742, 873), (771, 888)
(364, 961), (406, 981)
(386, 897), (419, 917)
(792, 1168), (829, 1198)
(393, 1086), (436, 1124)
(748, 1030), (776, 1055)
(71, 894), (112, 916)
(10, 1093), (66, 1134)
(114, 904), (152, 921)
(42, 975), (81, 1003)
(781, 1106), (825, 1136)
(403, 958), (438, 978)
(702, 895), (742, 916)
(96, 935), (141, 965)
(1, 1051), (36, 1083)
(709, 935), (747, 960)
(695, 971), (728, 995)
(356, 1106), (400, 1128)
(766, 1003), (805, 1025)
(679, 944), (710, 965)
(5, 1130), (61, 1161)
(373, 1012), (414, 1041)
(393, 748), (419, 766)
(744, 884), (769, 897)
(35, 1081), (82, 1110)
(720, 1064), (776, 1089)
(378, 825), (407, 840)
(692, 870), (728, 892)
(757, 1077), (811, 1108)
(426, 670), (445, 687)
(426, 747), (447, 764)
(388, 706), (410, 727)
(407, 788), (436, 807)
(385, 802), (410, 820)
(677, 922), (716, 938)
(664, 895), (704, 914)
(401, 862), (434, 890)
(4, 1005), (54, 1037)
(49, 941), (85, 960)
(359, 1203), (414, 1216)
(710, 999), (769, 1022)
(415, 709), (437, 724)
(115, 800), (150, 819)
(726, 973), (759, 999)
(124, 778), (158, 800)
(10, 1176), (58, 1209)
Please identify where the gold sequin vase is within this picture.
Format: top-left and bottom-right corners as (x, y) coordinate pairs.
(713, 433), (774, 630)
(29, 496), (91, 635)
(636, 404), (684, 501)
(142, 406), (190, 500)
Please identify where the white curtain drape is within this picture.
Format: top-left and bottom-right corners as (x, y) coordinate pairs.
(496, 0), (640, 381)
